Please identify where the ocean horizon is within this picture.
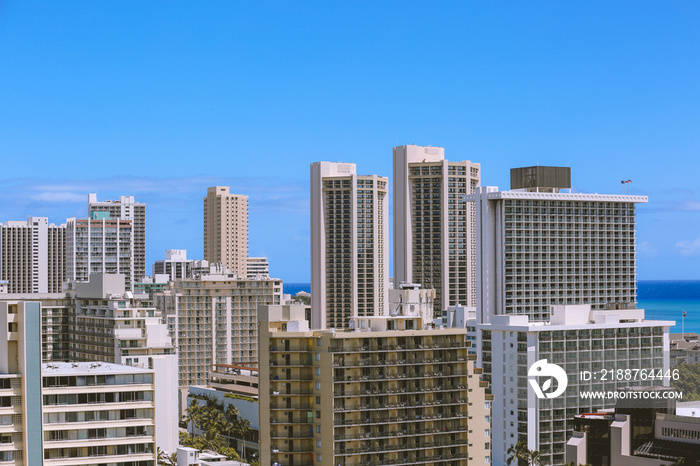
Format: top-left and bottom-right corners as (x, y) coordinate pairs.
(283, 280), (700, 334)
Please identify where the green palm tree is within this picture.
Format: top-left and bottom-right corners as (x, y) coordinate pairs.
(527, 449), (541, 466)
(507, 440), (528, 465)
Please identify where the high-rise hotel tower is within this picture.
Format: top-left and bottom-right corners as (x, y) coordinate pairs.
(310, 162), (389, 329)
(393, 145), (481, 314)
(203, 186), (249, 277)
(469, 166), (646, 323)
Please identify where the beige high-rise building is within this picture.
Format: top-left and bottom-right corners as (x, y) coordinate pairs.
(157, 266), (283, 388)
(258, 305), (493, 466)
(203, 186), (249, 277)
(310, 162), (389, 330)
(393, 145), (481, 315)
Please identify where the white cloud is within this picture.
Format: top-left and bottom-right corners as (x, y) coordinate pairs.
(637, 241), (658, 257)
(679, 200), (700, 211)
(676, 237), (700, 256)
(30, 192), (85, 202)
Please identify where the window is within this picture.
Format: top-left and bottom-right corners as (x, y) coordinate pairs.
(315, 368), (321, 376)
(315, 382), (321, 390)
(316, 410), (321, 419)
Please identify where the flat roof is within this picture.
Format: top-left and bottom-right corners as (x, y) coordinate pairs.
(42, 362), (152, 375)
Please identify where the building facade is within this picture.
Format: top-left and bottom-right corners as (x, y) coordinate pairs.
(66, 214), (135, 290)
(393, 145), (481, 314)
(203, 186), (249, 277)
(468, 167), (646, 323)
(247, 257), (269, 279)
(157, 271), (283, 387)
(42, 362), (158, 465)
(310, 162), (389, 329)
(479, 306), (673, 466)
(1, 296), (176, 462)
(152, 249), (192, 281)
(88, 194), (147, 283)
(259, 306), (493, 466)
(0, 217), (65, 294)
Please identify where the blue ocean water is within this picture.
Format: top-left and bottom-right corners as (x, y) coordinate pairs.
(283, 281), (700, 333)
(283, 283), (311, 296)
(638, 280), (700, 334)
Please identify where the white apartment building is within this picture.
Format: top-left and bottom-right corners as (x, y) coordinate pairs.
(479, 305), (673, 466)
(157, 270), (282, 388)
(0, 274), (179, 453)
(203, 186), (249, 277)
(258, 304), (493, 466)
(69, 274), (176, 370)
(393, 145), (481, 313)
(246, 257), (269, 279)
(1, 300), (175, 464)
(468, 166), (646, 323)
(42, 362), (158, 465)
(66, 213), (135, 290)
(153, 249), (193, 281)
(310, 162), (389, 329)
(88, 193), (147, 283)
(0, 217), (65, 293)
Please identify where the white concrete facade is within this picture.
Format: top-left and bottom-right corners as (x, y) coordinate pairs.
(479, 306), (673, 466)
(65, 216), (135, 290)
(88, 194), (147, 283)
(393, 145), (481, 314)
(153, 249), (193, 281)
(310, 161), (389, 329)
(246, 257), (269, 279)
(469, 187), (648, 323)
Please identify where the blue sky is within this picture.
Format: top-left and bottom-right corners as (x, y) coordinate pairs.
(1, 1), (699, 282)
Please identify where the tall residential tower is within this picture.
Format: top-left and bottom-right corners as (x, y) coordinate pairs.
(203, 186), (249, 277)
(88, 194), (146, 283)
(393, 145), (481, 314)
(310, 162), (389, 329)
(0, 217), (65, 293)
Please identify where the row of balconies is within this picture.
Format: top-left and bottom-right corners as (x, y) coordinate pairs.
(334, 398), (466, 412)
(334, 440), (467, 456)
(334, 371), (467, 383)
(333, 384), (465, 398)
(328, 342), (466, 353)
(334, 356), (466, 368)
(334, 416), (466, 428)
